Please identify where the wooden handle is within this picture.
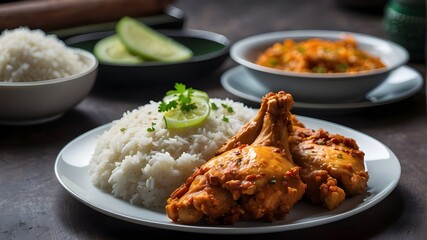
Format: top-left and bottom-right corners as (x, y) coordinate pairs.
(0, 0), (175, 31)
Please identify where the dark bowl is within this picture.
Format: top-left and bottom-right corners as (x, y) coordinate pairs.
(64, 29), (230, 87)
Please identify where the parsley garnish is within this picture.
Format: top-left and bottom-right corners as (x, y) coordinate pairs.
(211, 102), (218, 110)
(268, 58), (278, 66)
(297, 47), (306, 54)
(165, 83), (187, 96)
(158, 100), (178, 112)
(336, 63), (348, 72)
(221, 103), (234, 113)
(120, 127), (126, 133)
(314, 66), (327, 73)
(222, 115), (229, 122)
(147, 122), (156, 132)
(158, 83), (197, 113)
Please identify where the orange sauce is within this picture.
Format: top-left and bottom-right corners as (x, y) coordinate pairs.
(256, 35), (385, 73)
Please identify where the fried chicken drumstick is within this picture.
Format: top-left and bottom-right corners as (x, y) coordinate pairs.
(289, 116), (369, 210)
(165, 92), (306, 224)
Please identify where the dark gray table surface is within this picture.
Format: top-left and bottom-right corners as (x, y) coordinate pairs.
(1, 0), (426, 239)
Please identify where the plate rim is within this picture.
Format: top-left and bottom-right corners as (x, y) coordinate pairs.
(54, 116), (401, 234)
(221, 65), (423, 110)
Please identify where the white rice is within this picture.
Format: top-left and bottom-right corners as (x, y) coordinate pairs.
(0, 27), (88, 82)
(89, 98), (256, 208)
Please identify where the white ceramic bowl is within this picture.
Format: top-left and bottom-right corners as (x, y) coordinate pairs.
(0, 49), (98, 125)
(230, 30), (409, 103)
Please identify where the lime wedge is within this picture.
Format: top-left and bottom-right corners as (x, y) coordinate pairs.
(93, 34), (144, 64)
(116, 16), (193, 62)
(163, 97), (210, 129)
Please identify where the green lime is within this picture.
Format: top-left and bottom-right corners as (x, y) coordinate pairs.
(116, 16), (193, 62)
(163, 97), (210, 129)
(162, 89), (209, 104)
(93, 34), (144, 64)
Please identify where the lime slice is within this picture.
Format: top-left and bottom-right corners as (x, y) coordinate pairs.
(162, 89), (209, 103)
(116, 16), (193, 62)
(93, 34), (144, 64)
(163, 97), (210, 129)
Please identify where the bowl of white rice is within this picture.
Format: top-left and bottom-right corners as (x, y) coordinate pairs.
(0, 27), (98, 125)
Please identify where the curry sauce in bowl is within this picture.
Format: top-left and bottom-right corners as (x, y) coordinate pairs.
(231, 30), (408, 103)
(255, 35), (385, 74)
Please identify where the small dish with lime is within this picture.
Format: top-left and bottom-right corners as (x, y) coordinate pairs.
(64, 17), (230, 86)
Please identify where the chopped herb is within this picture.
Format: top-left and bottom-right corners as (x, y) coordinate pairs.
(120, 127), (126, 133)
(165, 83), (187, 96)
(158, 83), (197, 113)
(211, 102), (218, 110)
(268, 58), (278, 66)
(336, 63), (348, 72)
(297, 47), (306, 54)
(269, 178), (277, 184)
(222, 115), (229, 122)
(337, 153), (343, 159)
(158, 100), (178, 112)
(313, 66), (327, 73)
(147, 122), (156, 132)
(179, 100), (197, 112)
(221, 103), (234, 113)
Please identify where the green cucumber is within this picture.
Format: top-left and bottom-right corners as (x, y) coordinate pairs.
(116, 16), (193, 62)
(94, 34), (144, 64)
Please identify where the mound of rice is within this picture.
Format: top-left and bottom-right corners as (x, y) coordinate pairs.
(0, 27), (88, 82)
(89, 98), (256, 208)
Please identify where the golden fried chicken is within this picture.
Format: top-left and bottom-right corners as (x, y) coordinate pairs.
(165, 92), (306, 224)
(289, 116), (369, 210)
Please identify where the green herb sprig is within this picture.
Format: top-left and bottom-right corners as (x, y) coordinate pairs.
(221, 103), (234, 113)
(147, 122), (156, 132)
(158, 83), (197, 113)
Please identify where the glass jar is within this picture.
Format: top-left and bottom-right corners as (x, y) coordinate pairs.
(383, 0), (425, 61)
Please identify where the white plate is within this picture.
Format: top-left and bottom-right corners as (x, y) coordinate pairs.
(55, 116), (401, 234)
(221, 65), (423, 110)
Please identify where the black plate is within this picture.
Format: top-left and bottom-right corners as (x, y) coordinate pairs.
(64, 29), (230, 86)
